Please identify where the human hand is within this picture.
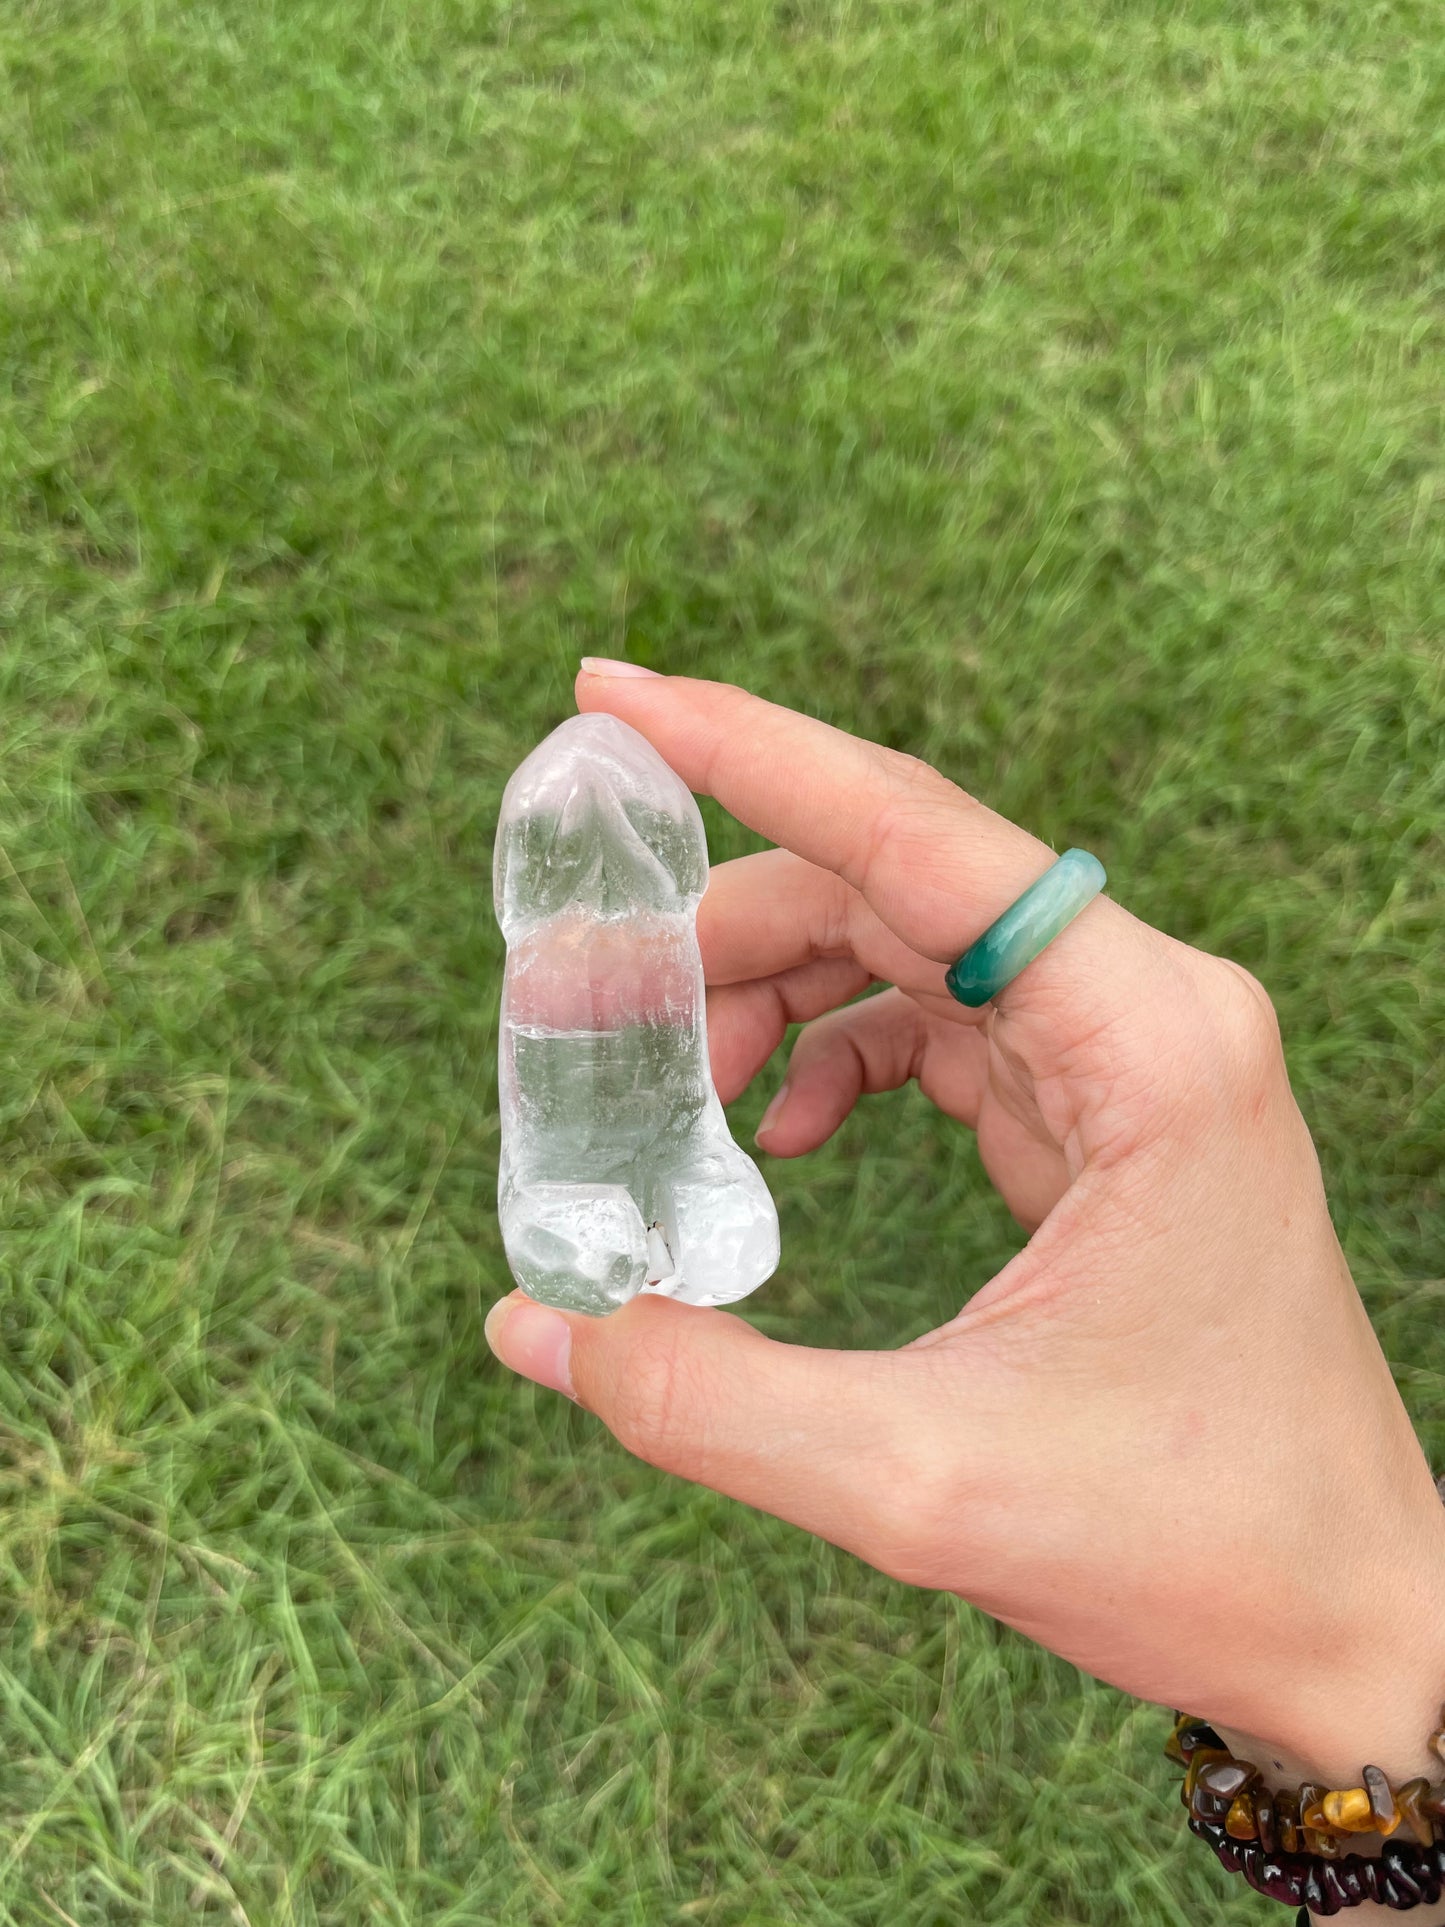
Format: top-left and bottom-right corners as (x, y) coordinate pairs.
(486, 666), (1445, 1809)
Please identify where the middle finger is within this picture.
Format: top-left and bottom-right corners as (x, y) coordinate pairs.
(700, 847), (974, 1009)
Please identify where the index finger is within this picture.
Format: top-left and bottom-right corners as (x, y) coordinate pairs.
(575, 665), (1111, 972)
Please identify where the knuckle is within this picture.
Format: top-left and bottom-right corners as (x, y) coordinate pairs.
(608, 1327), (692, 1467)
(1209, 958), (1285, 1084)
(852, 757), (975, 899)
(883, 746), (955, 795)
(1158, 956), (1287, 1126)
(887, 750), (976, 823)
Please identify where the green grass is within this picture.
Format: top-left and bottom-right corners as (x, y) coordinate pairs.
(2, 0), (1444, 1919)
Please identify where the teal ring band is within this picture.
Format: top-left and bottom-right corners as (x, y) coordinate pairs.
(944, 849), (1107, 1008)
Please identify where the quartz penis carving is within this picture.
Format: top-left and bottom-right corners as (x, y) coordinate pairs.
(493, 713), (780, 1315)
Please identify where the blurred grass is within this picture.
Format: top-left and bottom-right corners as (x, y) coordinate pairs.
(1, 0), (1443, 1920)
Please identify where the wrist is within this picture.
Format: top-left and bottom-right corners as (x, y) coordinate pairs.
(1198, 1469), (1445, 1922)
(1179, 1395), (1445, 1919)
(1216, 1466), (1445, 1788)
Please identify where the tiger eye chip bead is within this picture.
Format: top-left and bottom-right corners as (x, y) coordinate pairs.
(1195, 1760), (1256, 1828)
(1166, 1713), (1216, 1765)
(1254, 1783), (1277, 1854)
(1176, 1717), (1223, 1755)
(1183, 1747), (1230, 1796)
(1301, 1794), (1329, 1832)
(1276, 1787), (1303, 1854)
(1364, 1763), (1402, 1835)
(1303, 1825), (1342, 1859)
(1197, 1759), (1258, 1802)
(1396, 1776), (1436, 1847)
(1321, 1785), (1375, 1833)
(1225, 1791), (1257, 1840)
(1189, 1783), (1232, 1826)
(1299, 1784), (1342, 1859)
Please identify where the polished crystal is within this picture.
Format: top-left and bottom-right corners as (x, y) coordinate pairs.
(494, 713), (779, 1315)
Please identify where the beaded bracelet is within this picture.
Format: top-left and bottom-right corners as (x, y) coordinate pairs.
(1172, 1715), (1445, 1912)
(1294, 1910), (1445, 1927)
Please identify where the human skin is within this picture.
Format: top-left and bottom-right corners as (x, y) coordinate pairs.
(486, 665), (1445, 1923)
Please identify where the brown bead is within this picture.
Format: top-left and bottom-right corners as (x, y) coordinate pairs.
(1277, 1787), (1302, 1854)
(1184, 1747), (1230, 1799)
(1322, 1787), (1375, 1833)
(1318, 1861), (1357, 1909)
(1380, 1863), (1426, 1906)
(1254, 1784), (1277, 1854)
(1302, 1796), (1330, 1832)
(1303, 1825), (1342, 1859)
(1214, 1833), (1244, 1873)
(1303, 1863), (1343, 1914)
(1189, 1781), (1232, 1825)
(1226, 1791), (1258, 1839)
(1197, 1760), (1258, 1802)
(1383, 1833), (1442, 1901)
(1165, 1713), (1204, 1766)
(1397, 1778), (1436, 1848)
(1364, 1763), (1402, 1836)
(1424, 1783), (1445, 1821)
(1335, 1858), (1369, 1903)
(1255, 1853), (1306, 1905)
(1233, 1839), (1263, 1887)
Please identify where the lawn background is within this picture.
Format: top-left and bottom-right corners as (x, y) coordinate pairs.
(2, 1), (1443, 1921)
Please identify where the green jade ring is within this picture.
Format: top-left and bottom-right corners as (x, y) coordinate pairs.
(944, 849), (1107, 1008)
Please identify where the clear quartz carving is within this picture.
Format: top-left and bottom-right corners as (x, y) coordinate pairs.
(493, 713), (780, 1316)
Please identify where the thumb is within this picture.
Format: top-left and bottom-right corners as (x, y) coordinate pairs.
(484, 1290), (954, 1580)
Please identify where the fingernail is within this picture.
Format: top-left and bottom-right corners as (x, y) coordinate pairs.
(579, 657), (663, 679)
(485, 1295), (575, 1398)
(756, 1080), (790, 1141)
